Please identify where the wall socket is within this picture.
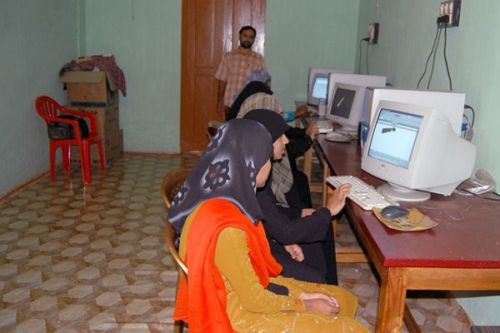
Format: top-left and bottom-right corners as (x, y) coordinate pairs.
(368, 22), (379, 44)
(438, 0), (461, 27)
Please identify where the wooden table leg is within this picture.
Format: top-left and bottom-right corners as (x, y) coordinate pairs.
(376, 267), (407, 333)
(303, 147), (312, 185)
(322, 157), (330, 206)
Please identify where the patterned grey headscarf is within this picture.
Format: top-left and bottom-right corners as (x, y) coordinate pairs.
(168, 119), (273, 234)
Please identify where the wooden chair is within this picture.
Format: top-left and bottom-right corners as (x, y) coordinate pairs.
(206, 120), (222, 141)
(161, 169), (190, 333)
(161, 169), (190, 209)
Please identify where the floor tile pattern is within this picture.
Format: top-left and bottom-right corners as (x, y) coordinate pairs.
(0, 154), (472, 332)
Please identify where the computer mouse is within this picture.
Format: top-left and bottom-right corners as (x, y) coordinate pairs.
(381, 205), (409, 219)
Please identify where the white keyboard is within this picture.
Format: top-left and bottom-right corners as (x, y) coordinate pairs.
(315, 120), (333, 133)
(326, 175), (398, 210)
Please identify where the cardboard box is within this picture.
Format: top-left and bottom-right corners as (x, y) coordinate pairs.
(68, 104), (119, 139)
(70, 129), (123, 165)
(61, 71), (118, 107)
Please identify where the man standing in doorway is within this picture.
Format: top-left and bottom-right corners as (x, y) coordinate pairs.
(215, 25), (267, 119)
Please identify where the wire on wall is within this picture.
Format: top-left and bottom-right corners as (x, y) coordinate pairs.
(417, 20), (455, 91)
(366, 40), (370, 75)
(443, 25), (453, 91)
(416, 25), (440, 89)
(358, 38), (369, 74)
(426, 27), (442, 89)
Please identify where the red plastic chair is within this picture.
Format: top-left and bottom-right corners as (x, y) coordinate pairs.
(35, 96), (106, 185)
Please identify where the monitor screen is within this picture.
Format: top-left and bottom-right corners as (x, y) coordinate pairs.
(361, 100), (476, 202)
(325, 83), (366, 133)
(368, 108), (422, 169)
(330, 87), (356, 119)
(307, 67), (353, 106)
(311, 75), (329, 100)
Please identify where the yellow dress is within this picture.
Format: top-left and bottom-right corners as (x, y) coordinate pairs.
(179, 211), (369, 333)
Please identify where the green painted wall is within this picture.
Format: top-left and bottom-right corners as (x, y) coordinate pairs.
(83, 0), (181, 153)
(82, 0), (360, 151)
(0, 0), (78, 196)
(266, 0), (361, 111)
(357, 0), (500, 325)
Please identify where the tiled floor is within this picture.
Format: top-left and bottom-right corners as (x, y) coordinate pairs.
(0, 154), (472, 332)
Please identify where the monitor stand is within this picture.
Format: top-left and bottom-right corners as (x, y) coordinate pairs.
(335, 125), (358, 139)
(377, 183), (431, 202)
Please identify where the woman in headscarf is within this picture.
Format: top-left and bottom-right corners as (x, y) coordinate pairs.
(226, 69), (273, 121)
(233, 71), (318, 211)
(168, 119), (368, 333)
(242, 109), (340, 285)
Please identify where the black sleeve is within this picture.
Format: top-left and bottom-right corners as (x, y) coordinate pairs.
(256, 186), (332, 245)
(285, 127), (313, 162)
(285, 127), (306, 140)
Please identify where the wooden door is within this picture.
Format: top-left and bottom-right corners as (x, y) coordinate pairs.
(180, 0), (266, 152)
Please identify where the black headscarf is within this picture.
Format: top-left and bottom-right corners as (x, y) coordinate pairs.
(227, 81), (273, 121)
(168, 119), (274, 234)
(243, 109), (291, 142)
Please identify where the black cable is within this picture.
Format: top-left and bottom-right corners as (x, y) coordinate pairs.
(358, 39), (363, 74)
(417, 25), (440, 89)
(443, 24), (453, 91)
(427, 27), (442, 89)
(464, 104), (476, 128)
(358, 38), (368, 74)
(365, 40), (370, 75)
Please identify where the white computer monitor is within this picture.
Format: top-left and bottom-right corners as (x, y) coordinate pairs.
(362, 87), (466, 136)
(326, 83), (366, 133)
(326, 73), (386, 127)
(307, 67), (352, 106)
(361, 100), (476, 202)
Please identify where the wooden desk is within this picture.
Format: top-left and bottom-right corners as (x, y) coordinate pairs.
(318, 137), (500, 333)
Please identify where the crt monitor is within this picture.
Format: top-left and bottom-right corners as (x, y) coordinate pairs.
(326, 73), (386, 126)
(362, 87), (465, 136)
(307, 67), (352, 106)
(361, 100), (476, 202)
(326, 83), (366, 133)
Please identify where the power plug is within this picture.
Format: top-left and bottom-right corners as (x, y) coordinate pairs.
(368, 23), (379, 44)
(438, 0), (461, 27)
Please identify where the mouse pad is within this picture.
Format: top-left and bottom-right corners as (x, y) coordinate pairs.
(372, 208), (438, 231)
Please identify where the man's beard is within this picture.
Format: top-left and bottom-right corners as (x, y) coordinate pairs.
(240, 41), (252, 49)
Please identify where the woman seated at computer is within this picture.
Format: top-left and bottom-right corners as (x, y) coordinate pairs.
(241, 110), (339, 285)
(231, 73), (338, 284)
(168, 118), (367, 333)
(229, 69), (309, 123)
(233, 70), (318, 210)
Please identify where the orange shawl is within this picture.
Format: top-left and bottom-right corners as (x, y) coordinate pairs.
(173, 198), (282, 333)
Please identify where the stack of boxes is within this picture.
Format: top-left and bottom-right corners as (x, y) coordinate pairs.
(60, 71), (123, 165)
